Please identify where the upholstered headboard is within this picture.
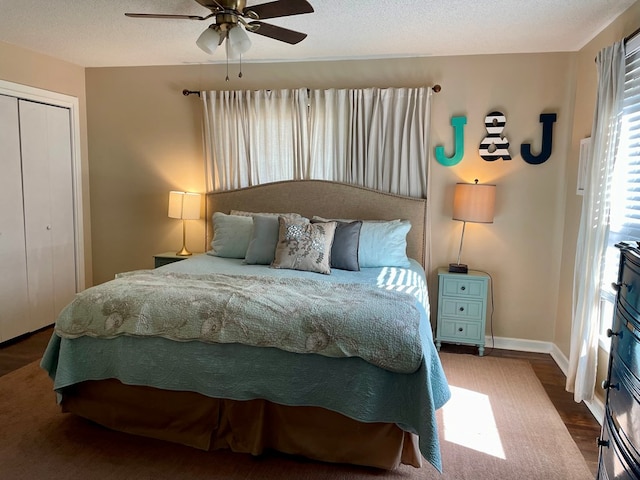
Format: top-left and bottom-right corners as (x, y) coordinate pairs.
(206, 180), (428, 267)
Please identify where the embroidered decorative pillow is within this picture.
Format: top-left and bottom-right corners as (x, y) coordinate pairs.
(272, 217), (337, 274)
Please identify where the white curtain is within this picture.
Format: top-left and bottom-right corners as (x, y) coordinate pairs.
(308, 87), (431, 198)
(307, 88), (350, 182)
(350, 87), (431, 198)
(203, 86), (432, 199)
(566, 41), (625, 402)
(202, 88), (309, 191)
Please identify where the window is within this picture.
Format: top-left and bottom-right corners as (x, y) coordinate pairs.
(599, 33), (640, 345)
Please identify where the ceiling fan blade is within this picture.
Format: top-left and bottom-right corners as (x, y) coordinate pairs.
(246, 0), (314, 20)
(248, 21), (307, 44)
(125, 13), (211, 20)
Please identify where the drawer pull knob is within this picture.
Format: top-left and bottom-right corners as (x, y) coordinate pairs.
(460, 286), (466, 291)
(602, 380), (619, 390)
(459, 307), (465, 312)
(606, 328), (619, 338)
(458, 327), (464, 332)
(596, 437), (610, 448)
(611, 282), (632, 292)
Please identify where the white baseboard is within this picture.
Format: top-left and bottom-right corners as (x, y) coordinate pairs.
(484, 335), (603, 425)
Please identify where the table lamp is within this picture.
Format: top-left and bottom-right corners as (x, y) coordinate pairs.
(168, 191), (201, 256)
(449, 179), (496, 273)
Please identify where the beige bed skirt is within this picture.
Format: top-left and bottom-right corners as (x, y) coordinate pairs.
(61, 379), (422, 470)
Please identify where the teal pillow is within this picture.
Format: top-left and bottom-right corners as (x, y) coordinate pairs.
(209, 212), (253, 258)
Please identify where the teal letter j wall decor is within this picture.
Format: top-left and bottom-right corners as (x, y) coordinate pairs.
(435, 116), (467, 166)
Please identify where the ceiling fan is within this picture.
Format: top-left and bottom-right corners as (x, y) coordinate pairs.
(125, 0), (315, 58)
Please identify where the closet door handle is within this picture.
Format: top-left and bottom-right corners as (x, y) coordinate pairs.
(46, 225), (52, 230)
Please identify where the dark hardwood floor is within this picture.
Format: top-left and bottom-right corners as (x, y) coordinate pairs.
(0, 327), (600, 478)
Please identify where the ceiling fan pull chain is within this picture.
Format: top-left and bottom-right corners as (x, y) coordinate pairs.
(239, 54), (243, 78)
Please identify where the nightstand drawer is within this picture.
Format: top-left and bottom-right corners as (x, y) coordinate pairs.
(440, 298), (484, 320)
(441, 276), (486, 298)
(438, 318), (483, 342)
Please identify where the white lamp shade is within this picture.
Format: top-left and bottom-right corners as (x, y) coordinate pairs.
(196, 26), (221, 55)
(452, 182), (496, 224)
(168, 191), (201, 220)
(228, 25), (251, 58)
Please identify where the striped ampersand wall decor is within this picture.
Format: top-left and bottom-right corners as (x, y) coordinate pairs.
(479, 111), (511, 161)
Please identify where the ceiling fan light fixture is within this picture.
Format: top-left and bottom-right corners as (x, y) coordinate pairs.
(196, 25), (221, 55)
(228, 25), (252, 58)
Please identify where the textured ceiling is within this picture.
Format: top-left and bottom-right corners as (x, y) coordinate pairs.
(0, 0), (635, 68)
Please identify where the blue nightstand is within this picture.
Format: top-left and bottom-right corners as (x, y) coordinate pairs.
(435, 267), (490, 356)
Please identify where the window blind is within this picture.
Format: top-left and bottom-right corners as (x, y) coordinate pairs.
(602, 33), (640, 304)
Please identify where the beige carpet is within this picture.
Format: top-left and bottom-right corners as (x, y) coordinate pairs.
(0, 353), (594, 479)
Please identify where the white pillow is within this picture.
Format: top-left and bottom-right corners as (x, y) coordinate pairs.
(358, 220), (411, 268)
(209, 212), (253, 258)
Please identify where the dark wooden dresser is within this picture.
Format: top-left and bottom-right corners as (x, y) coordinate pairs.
(597, 243), (640, 479)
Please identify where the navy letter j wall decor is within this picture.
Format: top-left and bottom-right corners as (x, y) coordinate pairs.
(521, 113), (557, 165)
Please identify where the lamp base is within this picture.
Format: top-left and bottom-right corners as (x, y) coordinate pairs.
(448, 263), (468, 274)
(176, 246), (192, 256)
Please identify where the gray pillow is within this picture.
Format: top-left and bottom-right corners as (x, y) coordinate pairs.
(312, 219), (362, 271)
(244, 215), (280, 265)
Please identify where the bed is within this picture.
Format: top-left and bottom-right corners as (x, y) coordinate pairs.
(41, 180), (450, 473)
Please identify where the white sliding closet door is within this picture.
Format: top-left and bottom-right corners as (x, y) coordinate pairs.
(0, 95), (30, 341)
(19, 99), (77, 332)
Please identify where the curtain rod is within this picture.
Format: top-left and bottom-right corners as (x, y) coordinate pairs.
(183, 85), (443, 96)
(626, 25), (640, 43)
(594, 26), (640, 62)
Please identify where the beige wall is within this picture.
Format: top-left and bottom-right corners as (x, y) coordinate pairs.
(0, 41), (92, 285)
(86, 52), (575, 349)
(556, 1), (640, 401)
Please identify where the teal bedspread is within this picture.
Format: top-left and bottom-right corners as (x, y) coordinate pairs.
(54, 270), (422, 373)
(41, 255), (450, 472)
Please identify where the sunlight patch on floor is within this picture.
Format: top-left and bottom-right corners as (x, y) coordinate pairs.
(442, 385), (505, 459)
